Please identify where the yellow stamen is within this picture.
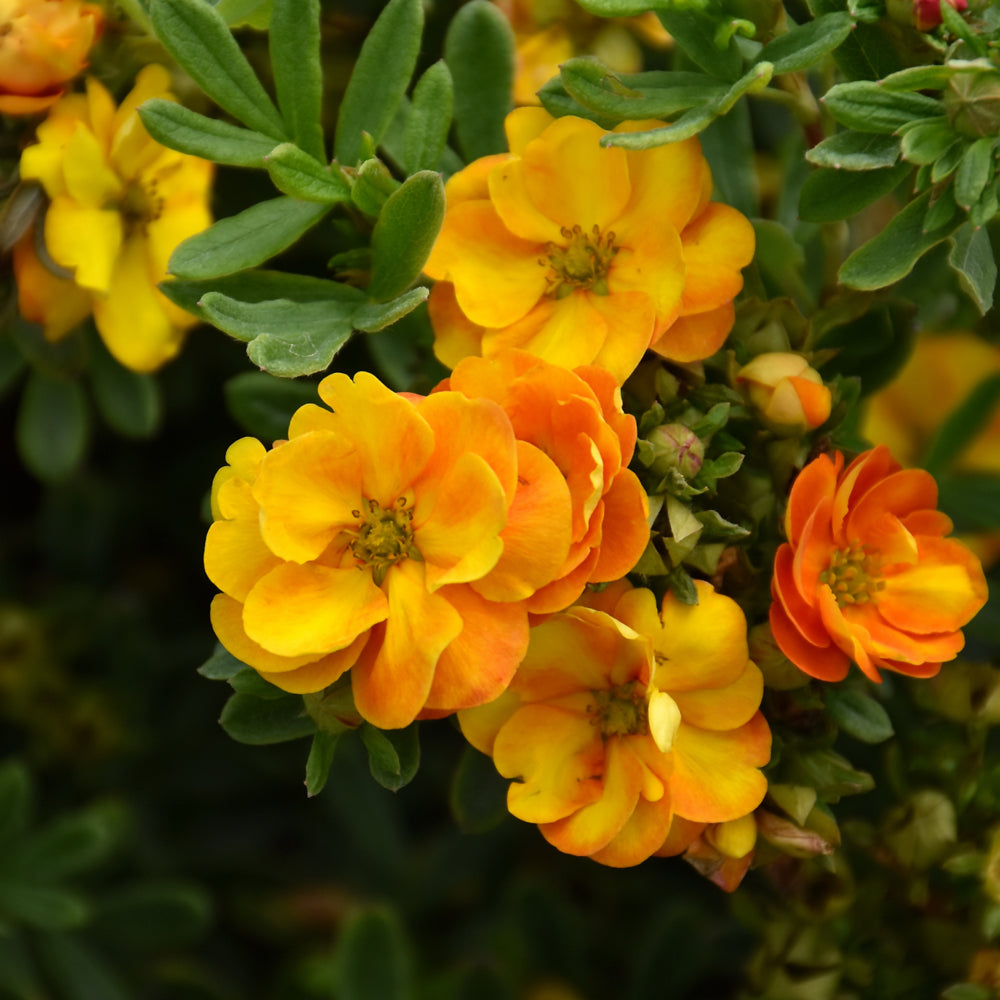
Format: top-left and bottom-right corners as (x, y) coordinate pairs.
(590, 681), (649, 740)
(349, 497), (420, 586)
(540, 224), (619, 299)
(820, 539), (885, 608)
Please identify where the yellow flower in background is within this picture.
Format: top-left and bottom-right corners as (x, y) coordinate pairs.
(493, 0), (670, 106)
(460, 581), (770, 867)
(0, 0), (102, 115)
(736, 352), (832, 435)
(425, 109), (755, 384)
(14, 65), (213, 372)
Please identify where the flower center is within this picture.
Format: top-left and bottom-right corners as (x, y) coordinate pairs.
(120, 177), (165, 236)
(540, 224), (618, 299)
(820, 539), (885, 608)
(590, 681), (649, 740)
(349, 497), (419, 586)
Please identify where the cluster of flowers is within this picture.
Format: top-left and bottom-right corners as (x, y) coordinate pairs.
(204, 105), (988, 876)
(5, 0), (213, 374)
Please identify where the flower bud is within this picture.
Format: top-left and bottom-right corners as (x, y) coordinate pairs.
(736, 353), (832, 435)
(644, 422), (704, 479)
(914, 0), (967, 30)
(0, 0), (103, 115)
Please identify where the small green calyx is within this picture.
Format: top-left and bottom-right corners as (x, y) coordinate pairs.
(820, 539), (885, 608)
(350, 497), (420, 586)
(591, 682), (649, 740)
(541, 224), (619, 298)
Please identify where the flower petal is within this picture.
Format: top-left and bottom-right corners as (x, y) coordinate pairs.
(650, 302), (734, 363)
(769, 599), (849, 681)
(205, 517), (280, 602)
(44, 194), (122, 293)
(678, 202), (754, 313)
(671, 661), (764, 731)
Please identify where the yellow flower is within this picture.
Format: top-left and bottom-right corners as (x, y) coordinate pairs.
(460, 581), (770, 867)
(736, 352), (832, 434)
(205, 371), (597, 730)
(14, 66), (213, 372)
(424, 109), (754, 384)
(0, 0), (102, 115)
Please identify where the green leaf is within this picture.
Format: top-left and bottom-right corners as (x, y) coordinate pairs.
(818, 304), (914, 395)
(224, 371), (318, 440)
(160, 268), (360, 321)
(353, 287), (430, 333)
(150, 0), (286, 140)
(168, 197), (331, 279)
(11, 811), (114, 882)
(954, 136), (996, 210)
(87, 331), (160, 438)
(368, 171), (445, 302)
(219, 691), (316, 745)
(757, 12), (853, 75)
(939, 0), (988, 56)
(16, 371), (88, 482)
(923, 186), (959, 232)
(923, 371), (1000, 476)
(839, 190), (962, 289)
(825, 687), (894, 743)
(404, 61), (454, 174)
(559, 60), (728, 121)
(0, 885), (89, 929)
(445, 0), (515, 159)
(33, 931), (129, 1000)
(264, 143), (352, 202)
(948, 221), (997, 315)
(798, 162), (910, 223)
(449, 745), (508, 834)
(269, 0), (325, 161)
(336, 906), (413, 1000)
(821, 81), (944, 133)
(574, 0), (669, 14)
(805, 130), (900, 170)
(360, 723), (420, 792)
(334, 0), (424, 165)
(657, 8), (742, 81)
(900, 119), (959, 166)
(787, 747), (874, 802)
(0, 930), (44, 999)
(197, 643), (246, 681)
(666, 564), (699, 605)
(879, 64), (963, 92)
(227, 667), (286, 700)
(0, 334), (26, 397)
(700, 100), (759, 217)
(350, 156), (401, 217)
(138, 99), (277, 167)
(91, 882), (211, 951)
(969, 179), (1000, 229)
(0, 761), (31, 847)
(199, 293), (359, 377)
(536, 78), (620, 129)
(214, 0), (270, 24)
(932, 138), (967, 183)
(305, 731), (341, 797)
(602, 62), (773, 149)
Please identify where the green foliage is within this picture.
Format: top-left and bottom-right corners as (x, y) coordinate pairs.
(15, 370), (89, 482)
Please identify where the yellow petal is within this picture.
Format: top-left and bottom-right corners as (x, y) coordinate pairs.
(92, 235), (185, 371)
(63, 122), (123, 207)
(242, 563), (388, 657)
(648, 690), (681, 753)
(496, 699), (604, 823)
(671, 661), (764, 731)
(204, 518), (281, 602)
(44, 195), (122, 293)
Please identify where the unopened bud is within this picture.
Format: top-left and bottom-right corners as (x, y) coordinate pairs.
(736, 353), (831, 435)
(946, 69), (1000, 139)
(644, 423), (704, 479)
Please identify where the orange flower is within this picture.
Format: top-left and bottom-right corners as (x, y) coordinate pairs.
(436, 350), (649, 613)
(736, 352), (831, 435)
(424, 109), (755, 383)
(0, 0), (102, 114)
(460, 581), (771, 867)
(770, 445), (988, 683)
(204, 371), (591, 730)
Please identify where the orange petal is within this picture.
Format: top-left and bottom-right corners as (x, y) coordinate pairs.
(495, 699), (605, 823)
(586, 289), (660, 384)
(426, 201), (547, 327)
(252, 430), (363, 563)
(816, 586), (882, 682)
(424, 584), (529, 712)
(772, 543), (828, 646)
(650, 301), (734, 363)
(608, 222), (686, 324)
(473, 441), (574, 602)
(540, 738), (643, 856)
(350, 561), (463, 728)
(879, 535), (987, 633)
(458, 686), (523, 756)
(258, 633), (368, 694)
(769, 599), (849, 682)
(670, 713), (771, 823)
(677, 203), (754, 313)
(589, 792), (675, 867)
(204, 518), (280, 602)
(316, 372), (435, 506)
(587, 470), (649, 582)
(671, 661), (764, 732)
(786, 453), (840, 545)
(242, 563), (387, 657)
